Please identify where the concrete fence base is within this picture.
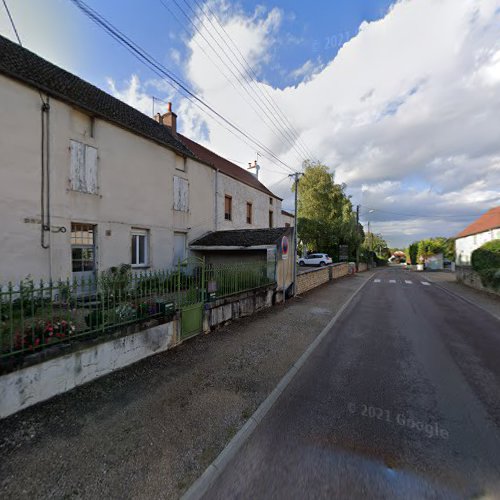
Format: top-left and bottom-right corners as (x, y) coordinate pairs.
(0, 321), (178, 419)
(0, 285), (278, 419)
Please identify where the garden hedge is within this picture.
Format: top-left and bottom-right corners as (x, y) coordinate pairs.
(471, 239), (500, 290)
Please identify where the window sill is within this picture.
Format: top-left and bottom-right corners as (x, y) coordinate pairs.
(131, 264), (150, 269)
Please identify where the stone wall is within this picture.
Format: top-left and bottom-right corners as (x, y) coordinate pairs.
(203, 285), (275, 332)
(456, 266), (500, 297)
(296, 263), (350, 295)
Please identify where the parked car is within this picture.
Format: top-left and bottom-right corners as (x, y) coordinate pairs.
(298, 253), (333, 267)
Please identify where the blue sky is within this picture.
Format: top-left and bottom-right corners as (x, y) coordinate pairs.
(1, 0), (499, 247)
(59, 0), (394, 90)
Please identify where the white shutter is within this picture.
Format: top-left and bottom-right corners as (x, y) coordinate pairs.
(70, 140), (85, 192)
(173, 176), (189, 212)
(70, 141), (98, 194)
(84, 145), (98, 194)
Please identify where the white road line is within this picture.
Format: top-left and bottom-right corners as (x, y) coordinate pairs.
(405, 280), (413, 284)
(374, 279), (381, 283)
(421, 281), (431, 286)
(389, 280), (396, 283)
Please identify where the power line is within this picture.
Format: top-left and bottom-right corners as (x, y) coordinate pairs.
(68, 0), (296, 175)
(1, 0), (21, 44)
(359, 205), (497, 219)
(190, 0), (316, 162)
(158, 0), (301, 169)
(161, 0), (306, 166)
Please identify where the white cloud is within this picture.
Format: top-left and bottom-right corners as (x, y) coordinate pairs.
(108, 0), (500, 246)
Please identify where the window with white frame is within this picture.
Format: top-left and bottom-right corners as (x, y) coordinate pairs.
(131, 229), (149, 267)
(173, 176), (189, 211)
(70, 140), (98, 194)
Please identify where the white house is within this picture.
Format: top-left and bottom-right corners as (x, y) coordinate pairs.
(455, 206), (500, 265)
(0, 35), (285, 284)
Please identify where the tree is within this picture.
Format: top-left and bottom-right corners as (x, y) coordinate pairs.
(296, 161), (364, 259)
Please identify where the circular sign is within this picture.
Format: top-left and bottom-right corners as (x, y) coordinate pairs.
(281, 236), (289, 259)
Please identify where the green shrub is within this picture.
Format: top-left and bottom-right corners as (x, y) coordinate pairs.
(471, 239), (500, 271)
(471, 239), (500, 290)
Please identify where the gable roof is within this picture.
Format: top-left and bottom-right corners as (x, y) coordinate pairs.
(0, 35), (283, 202)
(456, 206), (500, 238)
(190, 227), (289, 247)
(0, 35), (193, 158)
(281, 209), (295, 218)
(178, 133), (281, 200)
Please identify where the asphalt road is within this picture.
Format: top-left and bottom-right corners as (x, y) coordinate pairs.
(202, 268), (500, 499)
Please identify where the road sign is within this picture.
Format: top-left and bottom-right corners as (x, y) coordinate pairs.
(281, 236), (289, 260)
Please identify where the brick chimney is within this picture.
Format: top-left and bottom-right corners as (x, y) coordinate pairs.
(160, 102), (177, 137)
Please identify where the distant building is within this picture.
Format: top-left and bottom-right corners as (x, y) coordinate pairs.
(281, 209), (295, 227)
(455, 207), (500, 265)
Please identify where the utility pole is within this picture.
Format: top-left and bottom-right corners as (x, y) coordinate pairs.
(355, 204), (360, 272)
(289, 172), (302, 296)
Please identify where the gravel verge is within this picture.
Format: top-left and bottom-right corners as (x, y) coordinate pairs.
(0, 272), (372, 499)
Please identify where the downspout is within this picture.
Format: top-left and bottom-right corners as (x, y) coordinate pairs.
(40, 97), (52, 280)
(214, 168), (219, 231)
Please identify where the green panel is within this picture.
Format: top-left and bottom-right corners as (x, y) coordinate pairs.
(181, 303), (203, 340)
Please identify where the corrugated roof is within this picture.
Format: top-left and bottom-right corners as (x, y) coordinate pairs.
(456, 206), (500, 238)
(178, 134), (281, 200)
(0, 35), (193, 158)
(190, 227), (289, 247)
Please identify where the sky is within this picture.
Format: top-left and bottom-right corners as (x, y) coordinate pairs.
(1, 0), (499, 248)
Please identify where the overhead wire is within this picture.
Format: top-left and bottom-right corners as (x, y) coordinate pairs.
(68, 0), (296, 175)
(168, 0), (308, 165)
(189, 0), (315, 162)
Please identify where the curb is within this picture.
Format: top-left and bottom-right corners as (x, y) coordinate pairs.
(426, 278), (500, 323)
(182, 274), (372, 500)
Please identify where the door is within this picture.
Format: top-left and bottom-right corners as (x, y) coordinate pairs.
(71, 223), (97, 294)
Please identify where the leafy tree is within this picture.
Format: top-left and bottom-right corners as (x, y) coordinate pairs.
(296, 161), (364, 259)
(408, 242), (419, 264)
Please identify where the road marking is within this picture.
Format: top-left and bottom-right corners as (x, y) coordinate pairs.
(421, 281), (431, 286)
(405, 280), (413, 284)
(389, 280), (396, 283)
(374, 279), (381, 283)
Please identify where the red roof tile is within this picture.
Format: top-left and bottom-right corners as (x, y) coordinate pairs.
(456, 206), (500, 238)
(178, 134), (281, 200)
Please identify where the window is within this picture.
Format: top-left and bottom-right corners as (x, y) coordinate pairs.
(173, 176), (189, 211)
(131, 229), (149, 267)
(71, 223), (96, 274)
(173, 232), (187, 265)
(269, 197), (273, 205)
(246, 202), (252, 224)
(70, 140), (98, 194)
(269, 210), (273, 228)
(225, 195), (232, 221)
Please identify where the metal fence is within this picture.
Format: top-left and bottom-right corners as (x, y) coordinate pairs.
(0, 260), (275, 361)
